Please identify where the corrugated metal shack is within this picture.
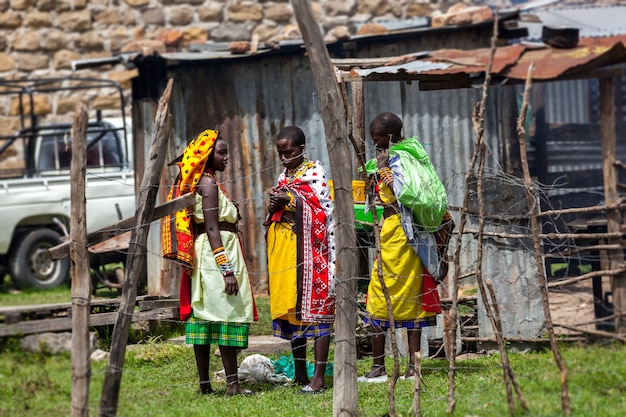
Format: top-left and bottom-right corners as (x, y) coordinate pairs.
(128, 12), (626, 341)
(130, 12), (523, 297)
(337, 34), (626, 341)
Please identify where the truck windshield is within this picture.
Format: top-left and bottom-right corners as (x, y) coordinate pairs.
(37, 124), (125, 171)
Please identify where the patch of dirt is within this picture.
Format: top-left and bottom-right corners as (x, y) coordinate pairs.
(548, 279), (610, 335)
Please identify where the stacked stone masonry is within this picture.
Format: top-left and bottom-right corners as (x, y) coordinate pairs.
(0, 0), (615, 133)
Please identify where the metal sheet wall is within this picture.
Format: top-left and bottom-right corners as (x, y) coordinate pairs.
(363, 79), (502, 223)
(143, 55), (511, 294)
(150, 55), (328, 293)
(543, 79), (590, 124)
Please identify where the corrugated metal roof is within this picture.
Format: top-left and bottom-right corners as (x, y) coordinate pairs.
(504, 35), (626, 80)
(349, 35), (626, 86)
(355, 60), (451, 77)
(520, 5), (626, 40)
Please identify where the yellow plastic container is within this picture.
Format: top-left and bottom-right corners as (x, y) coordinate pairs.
(328, 179), (366, 203)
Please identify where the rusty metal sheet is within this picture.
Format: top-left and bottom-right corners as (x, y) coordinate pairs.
(503, 35), (626, 80)
(352, 59), (450, 77)
(424, 44), (526, 75)
(352, 35), (626, 85)
(351, 45), (525, 79)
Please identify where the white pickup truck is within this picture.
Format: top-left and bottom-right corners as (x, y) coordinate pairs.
(0, 78), (136, 289)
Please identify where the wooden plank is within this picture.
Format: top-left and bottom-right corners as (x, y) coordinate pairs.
(89, 307), (177, 327)
(0, 307), (177, 337)
(138, 298), (179, 311)
(0, 296), (152, 317)
(331, 57), (406, 70)
(48, 193), (194, 260)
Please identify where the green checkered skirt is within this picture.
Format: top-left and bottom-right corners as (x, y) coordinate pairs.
(185, 315), (250, 348)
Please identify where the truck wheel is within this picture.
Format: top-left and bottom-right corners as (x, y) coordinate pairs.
(9, 228), (70, 289)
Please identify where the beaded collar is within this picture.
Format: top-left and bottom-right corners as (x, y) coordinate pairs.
(286, 160), (312, 182)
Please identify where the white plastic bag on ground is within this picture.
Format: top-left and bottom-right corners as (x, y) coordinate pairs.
(215, 354), (292, 384)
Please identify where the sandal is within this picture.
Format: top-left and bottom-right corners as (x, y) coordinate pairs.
(358, 365), (388, 383)
(299, 384), (327, 394)
(357, 374), (388, 383)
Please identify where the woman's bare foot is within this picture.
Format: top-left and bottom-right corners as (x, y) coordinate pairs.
(358, 364), (388, 383)
(292, 377), (310, 386)
(225, 383), (255, 396)
(363, 364), (386, 379)
(307, 377), (326, 392)
(198, 382), (214, 395)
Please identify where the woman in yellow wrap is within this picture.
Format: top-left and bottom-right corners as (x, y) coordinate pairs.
(163, 129), (255, 396)
(266, 126), (335, 394)
(359, 113), (442, 383)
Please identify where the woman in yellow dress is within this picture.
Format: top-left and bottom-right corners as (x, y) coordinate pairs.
(266, 126), (335, 394)
(163, 129), (255, 396)
(360, 113), (442, 383)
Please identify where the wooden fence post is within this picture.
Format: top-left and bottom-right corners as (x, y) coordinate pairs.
(99, 79), (173, 417)
(70, 103), (90, 417)
(290, 1), (358, 415)
(600, 76), (626, 335)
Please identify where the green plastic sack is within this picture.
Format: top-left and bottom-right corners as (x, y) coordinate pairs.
(365, 136), (447, 232)
(271, 354), (333, 379)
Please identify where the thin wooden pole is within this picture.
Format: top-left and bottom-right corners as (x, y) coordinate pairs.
(351, 78), (366, 175)
(556, 323), (626, 342)
(474, 126), (517, 416)
(70, 103), (90, 417)
(367, 182), (400, 417)
(548, 267), (626, 288)
(412, 351), (422, 417)
(470, 17), (526, 414)
(599, 76), (626, 334)
(517, 64), (570, 415)
(342, 37), (401, 416)
(290, 2), (358, 416)
(99, 79), (173, 417)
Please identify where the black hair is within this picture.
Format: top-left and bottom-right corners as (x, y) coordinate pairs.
(369, 112), (403, 141)
(277, 125), (306, 147)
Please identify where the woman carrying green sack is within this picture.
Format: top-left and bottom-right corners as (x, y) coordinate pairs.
(359, 112), (447, 383)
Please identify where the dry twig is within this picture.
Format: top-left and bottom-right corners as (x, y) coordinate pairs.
(517, 62), (571, 415)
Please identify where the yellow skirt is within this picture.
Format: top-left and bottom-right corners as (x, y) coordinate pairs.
(267, 221), (303, 325)
(367, 214), (437, 323)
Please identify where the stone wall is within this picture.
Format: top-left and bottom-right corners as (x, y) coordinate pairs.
(0, 0), (612, 134)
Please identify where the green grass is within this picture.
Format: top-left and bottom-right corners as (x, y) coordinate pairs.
(2, 277), (626, 416)
(1, 337), (625, 416)
(0, 274), (71, 305)
(249, 296), (272, 336)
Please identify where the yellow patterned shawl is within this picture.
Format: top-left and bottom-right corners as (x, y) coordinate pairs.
(161, 129), (219, 320)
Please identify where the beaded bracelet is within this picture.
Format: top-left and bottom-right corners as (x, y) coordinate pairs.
(213, 246), (235, 276)
(378, 166), (394, 187)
